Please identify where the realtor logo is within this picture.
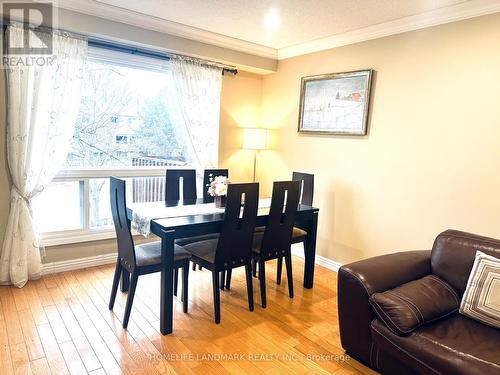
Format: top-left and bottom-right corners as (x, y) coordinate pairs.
(2, 1), (53, 55)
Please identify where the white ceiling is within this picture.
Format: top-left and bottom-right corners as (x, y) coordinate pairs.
(59, 0), (500, 59)
(94, 0), (468, 49)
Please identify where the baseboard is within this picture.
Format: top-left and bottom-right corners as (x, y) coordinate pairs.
(291, 244), (342, 272)
(41, 247), (342, 276)
(42, 253), (117, 275)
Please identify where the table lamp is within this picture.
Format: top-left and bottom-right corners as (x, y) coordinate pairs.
(242, 128), (267, 182)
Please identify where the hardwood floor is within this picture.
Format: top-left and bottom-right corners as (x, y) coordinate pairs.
(0, 252), (377, 374)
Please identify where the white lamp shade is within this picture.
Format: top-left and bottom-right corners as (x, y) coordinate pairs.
(242, 128), (267, 150)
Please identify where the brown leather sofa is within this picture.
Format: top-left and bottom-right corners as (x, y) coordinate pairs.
(338, 229), (500, 375)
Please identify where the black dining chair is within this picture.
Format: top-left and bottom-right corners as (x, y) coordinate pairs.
(175, 169), (230, 271)
(203, 168), (229, 203)
(293, 171), (314, 207)
(276, 172), (314, 284)
(108, 177), (191, 329)
(252, 180), (301, 308)
(180, 183), (259, 324)
(165, 169), (197, 201)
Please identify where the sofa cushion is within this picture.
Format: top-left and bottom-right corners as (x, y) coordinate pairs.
(371, 314), (500, 375)
(369, 275), (460, 336)
(431, 230), (500, 293)
(460, 251), (500, 328)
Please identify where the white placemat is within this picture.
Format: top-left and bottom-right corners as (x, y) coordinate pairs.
(131, 198), (272, 237)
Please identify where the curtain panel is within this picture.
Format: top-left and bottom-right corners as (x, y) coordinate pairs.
(0, 26), (87, 287)
(169, 57), (223, 171)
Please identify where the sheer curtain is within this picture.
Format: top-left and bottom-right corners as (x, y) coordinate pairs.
(169, 57), (222, 170)
(0, 26), (87, 287)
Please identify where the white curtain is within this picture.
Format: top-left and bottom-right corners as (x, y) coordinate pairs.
(169, 57), (222, 169)
(0, 26), (87, 287)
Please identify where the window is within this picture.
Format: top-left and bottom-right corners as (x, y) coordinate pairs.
(65, 51), (190, 169)
(33, 46), (196, 244)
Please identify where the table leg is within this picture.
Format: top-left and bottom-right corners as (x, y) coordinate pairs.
(160, 230), (175, 335)
(303, 211), (318, 289)
(120, 269), (130, 292)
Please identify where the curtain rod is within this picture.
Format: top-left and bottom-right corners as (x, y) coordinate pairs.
(88, 39), (238, 75)
(1, 17), (238, 75)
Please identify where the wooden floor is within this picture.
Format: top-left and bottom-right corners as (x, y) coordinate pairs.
(0, 253), (377, 375)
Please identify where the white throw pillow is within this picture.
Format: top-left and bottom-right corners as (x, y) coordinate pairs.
(460, 251), (500, 328)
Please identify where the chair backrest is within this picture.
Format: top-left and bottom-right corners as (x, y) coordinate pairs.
(292, 171), (314, 206)
(165, 169), (197, 201)
(261, 180), (301, 260)
(215, 183), (259, 269)
(110, 177), (136, 270)
(203, 169), (229, 202)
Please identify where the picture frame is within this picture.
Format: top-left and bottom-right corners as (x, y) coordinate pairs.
(298, 69), (373, 135)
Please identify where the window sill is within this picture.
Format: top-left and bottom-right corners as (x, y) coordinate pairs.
(42, 229), (150, 248)
(42, 230), (117, 247)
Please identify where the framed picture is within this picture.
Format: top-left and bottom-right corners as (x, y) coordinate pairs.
(298, 69), (373, 135)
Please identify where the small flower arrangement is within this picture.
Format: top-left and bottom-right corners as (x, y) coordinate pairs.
(207, 175), (230, 208)
(207, 175), (230, 197)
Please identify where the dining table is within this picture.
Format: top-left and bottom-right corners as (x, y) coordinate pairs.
(125, 197), (319, 335)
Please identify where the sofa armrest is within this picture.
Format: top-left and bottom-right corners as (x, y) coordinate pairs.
(337, 250), (431, 368)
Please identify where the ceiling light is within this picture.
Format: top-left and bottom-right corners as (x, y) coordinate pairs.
(264, 8), (281, 29)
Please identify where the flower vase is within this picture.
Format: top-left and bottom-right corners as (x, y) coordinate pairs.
(215, 195), (226, 209)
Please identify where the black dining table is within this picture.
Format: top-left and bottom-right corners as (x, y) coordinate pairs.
(126, 197), (319, 335)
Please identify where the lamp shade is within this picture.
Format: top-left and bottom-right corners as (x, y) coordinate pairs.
(242, 128), (267, 150)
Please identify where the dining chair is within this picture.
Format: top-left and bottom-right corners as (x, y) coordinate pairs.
(176, 169), (230, 271)
(252, 180), (301, 308)
(165, 169), (197, 201)
(108, 177), (191, 329)
(203, 168), (229, 202)
(276, 172), (314, 285)
(180, 183), (259, 324)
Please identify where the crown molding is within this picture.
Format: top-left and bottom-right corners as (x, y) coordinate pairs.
(57, 0), (278, 59)
(278, 0), (500, 59)
(57, 0), (500, 63)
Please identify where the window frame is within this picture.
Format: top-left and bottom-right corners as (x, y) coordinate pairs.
(41, 167), (170, 246)
(40, 46), (186, 246)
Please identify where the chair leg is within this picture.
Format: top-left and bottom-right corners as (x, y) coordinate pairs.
(109, 259), (122, 310)
(225, 269), (232, 290)
(122, 271), (138, 329)
(258, 259), (267, 308)
(192, 262), (196, 271)
(285, 253), (294, 299)
(198, 265), (203, 271)
(182, 262), (189, 313)
(212, 271), (221, 324)
(276, 257), (283, 285)
(220, 271), (225, 290)
(252, 258), (257, 278)
(173, 268), (179, 297)
(245, 265), (254, 312)
(120, 268), (130, 292)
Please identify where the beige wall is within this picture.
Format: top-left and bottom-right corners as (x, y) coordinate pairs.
(2, 13), (500, 266)
(219, 71), (263, 183)
(258, 13), (500, 264)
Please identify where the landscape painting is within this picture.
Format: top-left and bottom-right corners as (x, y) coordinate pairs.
(298, 70), (373, 135)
